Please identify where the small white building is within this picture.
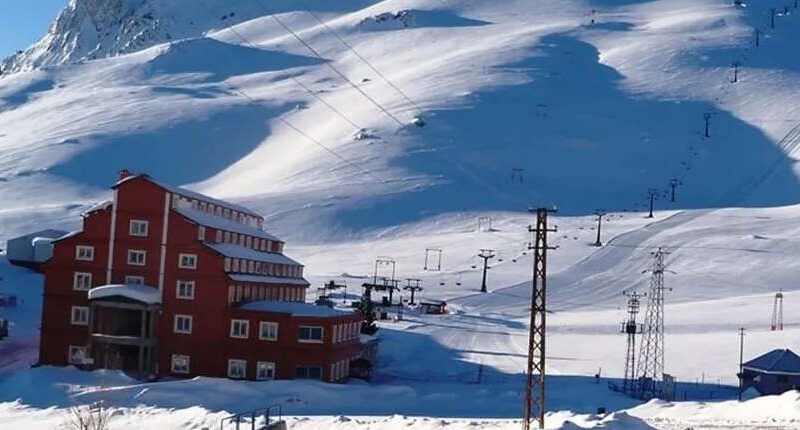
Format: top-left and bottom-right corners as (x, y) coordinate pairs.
(5, 229), (68, 270)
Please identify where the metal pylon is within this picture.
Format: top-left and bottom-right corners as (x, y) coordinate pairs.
(621, 291), (645, 395)
(636, 248), (670, 400)
(771, 290), (784, 331)
(523, 208), (556, 430)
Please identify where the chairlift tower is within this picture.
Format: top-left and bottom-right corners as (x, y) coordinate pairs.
(621, 291), (645, 395)
(523, 207), (557, 430)
(424, 248), (443, 271)
(771, 291), (784, 331)
(404, 279), (423, 304)
(636, 248), (672, 400)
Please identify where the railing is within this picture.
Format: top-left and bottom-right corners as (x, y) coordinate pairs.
(219, 404), (282, 430)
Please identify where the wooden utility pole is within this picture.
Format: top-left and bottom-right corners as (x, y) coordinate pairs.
(738, 327), (745, 401)
(523, 208), (557, 430)
(478, 249), (495, 293)
(669, 179), (680, 203)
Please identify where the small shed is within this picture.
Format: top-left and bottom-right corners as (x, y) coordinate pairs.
(739, 348), (800, 395)
(420, 300), (447, 315)
(5, 229), (68, 271)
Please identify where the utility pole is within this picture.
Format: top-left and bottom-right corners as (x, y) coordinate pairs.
(647, 189), (658, 218)
(738, 327), (746, 401)
(404, 279), (423, 304)
(669, 179), (680, 203)
(593, 210), (606, 247)
(755, 29), (761, 47)
(704, 112), (712, 138)
(622, 291), (645, 395)
(636, 248), (672, 400)
(478, 249), (495, 293)
(732, 61), (740, 83)
(523, 207), (557, 430)
(771, 8), (776, 29)
(771, 290), (784, 331)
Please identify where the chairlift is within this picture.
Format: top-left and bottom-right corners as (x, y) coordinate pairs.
(498, 258), (503, 262)
(471, 265), (477, 269)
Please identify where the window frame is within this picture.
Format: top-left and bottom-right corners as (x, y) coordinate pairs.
(127, 249), (146, 266)
(176, 280), (195, 299)
(129, 219), (149, 237)
(171, 354), (190, 374)
(230, 319), (250, 339)
(259, 321), (279, 341)
(227, 359), (247, 379)
(125, 275), (145, 285)
(178, 253), (198, 269)
(173, 314), (193, 334)
(70, 306), (89, 326)
(73, 272), (92, 291)
(68, 345), (87, 365)
(295, 365), (323, 380)
(75, 245), (94, 261)
(256, 361), (276, 381)
(298, 326), (324, 344)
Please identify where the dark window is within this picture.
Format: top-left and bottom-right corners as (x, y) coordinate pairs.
(295, 366), (322, 380)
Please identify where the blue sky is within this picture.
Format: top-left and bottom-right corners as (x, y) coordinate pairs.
(0, 0), (67, 60)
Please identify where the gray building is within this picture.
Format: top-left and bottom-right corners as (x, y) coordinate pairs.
(5, 229), (68, 270)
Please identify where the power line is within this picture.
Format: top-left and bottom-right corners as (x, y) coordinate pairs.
(303, 8), (422, 111)
(187, 2), (382, 183)
(251, 0), (408, 127)
(198, 1), (364, 133)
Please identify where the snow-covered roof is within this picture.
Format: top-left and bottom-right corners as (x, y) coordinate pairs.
(114, 174), (261, 219)
(52, 230), (82, 243)
(228, 273), (310, 286)
(82, 199), (112, 216)
(8, 229), (70, 242)
(240, 300), (355, 317)
(88, 284), (162, 305)
(744, 349), (800, 374)
(174, 207), (280, 242)
(205, 243), (301, 266)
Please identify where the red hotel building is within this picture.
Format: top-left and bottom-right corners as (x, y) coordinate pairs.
(39, 171), (363, 383)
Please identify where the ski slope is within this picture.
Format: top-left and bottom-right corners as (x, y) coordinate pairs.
(3, 0), (800, 428)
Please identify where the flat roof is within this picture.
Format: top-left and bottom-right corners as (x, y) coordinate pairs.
(240, 301), (355, 317)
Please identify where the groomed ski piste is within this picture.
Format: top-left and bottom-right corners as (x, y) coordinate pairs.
(3, 0), (800, 428)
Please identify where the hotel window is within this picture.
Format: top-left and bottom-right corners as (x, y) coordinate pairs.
(260, 239), (267, 251)
(238, 235), (245, 246)
(246, 236), (252, 248)
(248, 260), (254, 273)
(75, 245), (94, 261)
(230, 319), (250, 339)
(176, 280), (195, 299)
(232, 259), (240, 272)
(295, 366), (322, 380)
(259, 322), (278, 341)
(256, 361), (276, 380)
(179, 253), (197, 269)
(73, 272), (92, 291)
(266, 240), (272, 251)
(129, 220), (149, 237)
(171, 354), (190, 374)
(224, 231), (231, 243)
(68, 346), (87, 365)
(125, 275), (144, 285)
(198, 226), (206, 241)
(127, 249), (146, 266)
(216, 229), (223, 243)
(298, 326), (324, 343)
(227, 359), (246, 379)
(174, 314), (193, 334)
(70, 306), (89, 326)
